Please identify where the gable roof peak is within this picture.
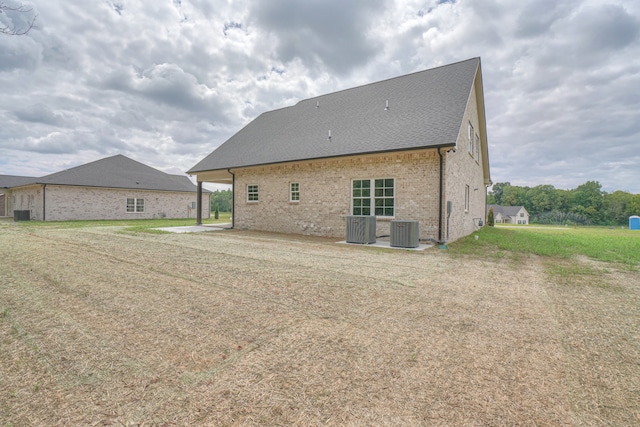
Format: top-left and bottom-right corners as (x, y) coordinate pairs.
(189, 57), (483, 174)
(32, 154), (199, 192)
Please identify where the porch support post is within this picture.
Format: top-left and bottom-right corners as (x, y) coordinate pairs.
(196, 181), (203, 225)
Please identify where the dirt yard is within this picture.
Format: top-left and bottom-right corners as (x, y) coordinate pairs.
(1, 222), (638, 426)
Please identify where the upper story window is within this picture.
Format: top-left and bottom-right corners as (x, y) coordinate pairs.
(247, 185), (259, 202)
(126, 198), (144, 213)
(352, 178), (394, 217)
(468, 122), (474, 155)
(290, 182), (300, 202)
(475, 133), (480, 160)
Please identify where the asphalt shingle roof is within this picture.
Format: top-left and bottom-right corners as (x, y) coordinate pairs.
(488, 205), (524, 217)
(0, 175), (37, 189)
(10, 155), (200, 192)
(189, 57), (480, 173)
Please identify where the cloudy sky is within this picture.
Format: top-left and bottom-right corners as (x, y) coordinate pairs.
(1, 0), (639, 193)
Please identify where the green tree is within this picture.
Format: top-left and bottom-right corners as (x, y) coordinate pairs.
(526, 185), (557, 216)
(487, 207), (494, 226)
(554, 189), (574, 221)
(603, 191), (632, 225)
(489, 182), (510, 205)
(573, 181), (604, 224)
(627, 194), (640, 218)
(210, 189), (232, 213)
(501, 185), (527, 207)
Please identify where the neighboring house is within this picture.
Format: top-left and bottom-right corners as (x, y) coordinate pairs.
(188, 58), (491, 243)
(3, 155), (210, 221)
(487, 205), (530, 224)
(0, 175), (37, 217)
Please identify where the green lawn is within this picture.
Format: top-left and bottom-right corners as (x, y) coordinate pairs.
(451, 224), (640, 268)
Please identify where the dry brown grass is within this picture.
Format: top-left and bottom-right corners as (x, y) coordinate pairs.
(1, 222), (638, 426)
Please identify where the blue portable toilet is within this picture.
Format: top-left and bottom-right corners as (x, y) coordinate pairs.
(630, 216), (640, 230)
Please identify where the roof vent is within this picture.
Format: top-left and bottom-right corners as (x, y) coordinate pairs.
(327, 130), (332, 141)
(385, 100), (389, 110)
(316, 101), (320, 109)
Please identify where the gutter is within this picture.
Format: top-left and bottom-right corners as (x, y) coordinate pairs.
(188, 144), (458, 175)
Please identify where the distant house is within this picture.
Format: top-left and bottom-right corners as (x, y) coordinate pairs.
(0, 175), (36, 217)
(2, 155), (210, 221)
(488, 205), (529, 224)
(188, 58), (491, 243)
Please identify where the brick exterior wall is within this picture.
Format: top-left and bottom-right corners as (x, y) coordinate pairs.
(443, 78), (488, 242)
(8, 185), (41, 220)
(230, 78), (488, 243)
(234, 150), (443, 240)
(7, 185), (210, 221)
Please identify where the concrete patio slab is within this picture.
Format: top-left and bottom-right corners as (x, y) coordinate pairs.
(153, 223), (232, 233)
(336, 239), (433, 251)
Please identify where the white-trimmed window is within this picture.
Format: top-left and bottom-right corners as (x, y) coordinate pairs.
(126, 198), (144, 213)
(247, 184), (259, 202)
(464, 185), (470, 212)
(475, 133), (480, 160)
(352, 178), (394, 217)
(468, 122), (474, 155)
(290, 182), (300, 202)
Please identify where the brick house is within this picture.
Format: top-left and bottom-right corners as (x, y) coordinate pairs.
(188, 58), (491, 243)
(2, 155), (210, 221)
(487, 205), (530, 224)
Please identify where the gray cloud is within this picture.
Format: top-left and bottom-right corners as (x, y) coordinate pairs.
(252, 0), (385, 75)
(100, 64), (216, 112)
(14, 103), (66, 126)
(0, 34), (42, 70)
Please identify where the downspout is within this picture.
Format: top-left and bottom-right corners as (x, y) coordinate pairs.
(42, 184), (46, 221)
(228, 168), (235, 229)
(437, 148), (444, 243)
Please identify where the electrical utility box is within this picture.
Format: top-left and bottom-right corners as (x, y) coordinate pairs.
(346, 216), (376, 244)
(390, 220), (420, 248)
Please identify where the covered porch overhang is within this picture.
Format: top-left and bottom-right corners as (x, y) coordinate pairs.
(191, 169), (234, 185)
(190, 169), (234, 226)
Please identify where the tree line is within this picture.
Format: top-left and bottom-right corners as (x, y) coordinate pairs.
(488, 181), (640, 226)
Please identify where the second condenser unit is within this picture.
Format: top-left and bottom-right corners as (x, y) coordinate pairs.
(390, 220), (419, 248)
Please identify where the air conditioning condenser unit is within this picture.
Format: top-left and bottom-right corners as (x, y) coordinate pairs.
(390, 220), (419, 248)
(346, 215), (376, 244)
